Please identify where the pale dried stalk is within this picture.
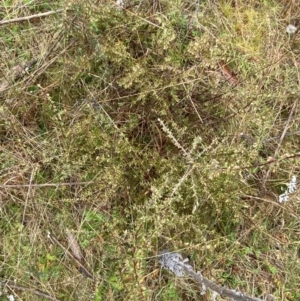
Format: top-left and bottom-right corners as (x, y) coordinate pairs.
(263, 101), (297, 185)
(0, 10), (64, 26)
(181, 264), (264, 301)
(1, 281), (60, 301)
(158, 118), (193, 163)
(66, 230), (83, 262)
(0, 180), (99, 188)
(48, 232), (94, 279)
(159, 251), (270, 301)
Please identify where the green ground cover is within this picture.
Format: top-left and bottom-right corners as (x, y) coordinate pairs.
(1, 0), (300, 300)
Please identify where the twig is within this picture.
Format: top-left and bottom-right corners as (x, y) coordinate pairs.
(48, 232), (94, 280)
(262, 130), (300, 142)
(0, 181), (100, 188)
(66, 230), (83, 262)
(182, 265), (264, 301)
(263, 101), (298, 185)
(21, 167), (35, 224)
(171, 164), (195, 197)
(1, 281), (61, 301)
(238, 152), (300, 170)
(159, 251), (269, 301)
(0, 10), (64, 26)
(272, 101), (297, 159)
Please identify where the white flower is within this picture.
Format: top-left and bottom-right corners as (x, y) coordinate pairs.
(279, 192), (288, 203)
(116, 0), (124, 7)
(286, 24), (297, 34)
(279, 175), (297, 203)
(7, 295), (15, 301)
(288, 175), (297, 193)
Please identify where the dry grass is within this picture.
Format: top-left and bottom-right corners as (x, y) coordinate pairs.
(1, 0), (300, 300)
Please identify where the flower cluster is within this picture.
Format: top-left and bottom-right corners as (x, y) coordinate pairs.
(279, 175), (297, 203)
(286, 24), (297, 34)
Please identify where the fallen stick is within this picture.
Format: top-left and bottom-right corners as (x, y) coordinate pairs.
(159, 250), (273, 301)
(0, 180), (101, 188)
(48, 232), (94, 280)
(0, 10), (64, 26)
(1, 281), (61, 301)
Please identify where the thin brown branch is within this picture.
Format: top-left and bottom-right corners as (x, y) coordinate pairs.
(159, 251), (269, 301)
(181, 265), (265, 301)
(0, 10), (64, 26)
(262, 130), (300, 142)
(1, 281), (61, 301)
(0, 181), (101, 188)
(48, 232), (94, 280)
(239, 152), (300, 170)
(66, 230), (83, 262)
(263, 101), (298, 185)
